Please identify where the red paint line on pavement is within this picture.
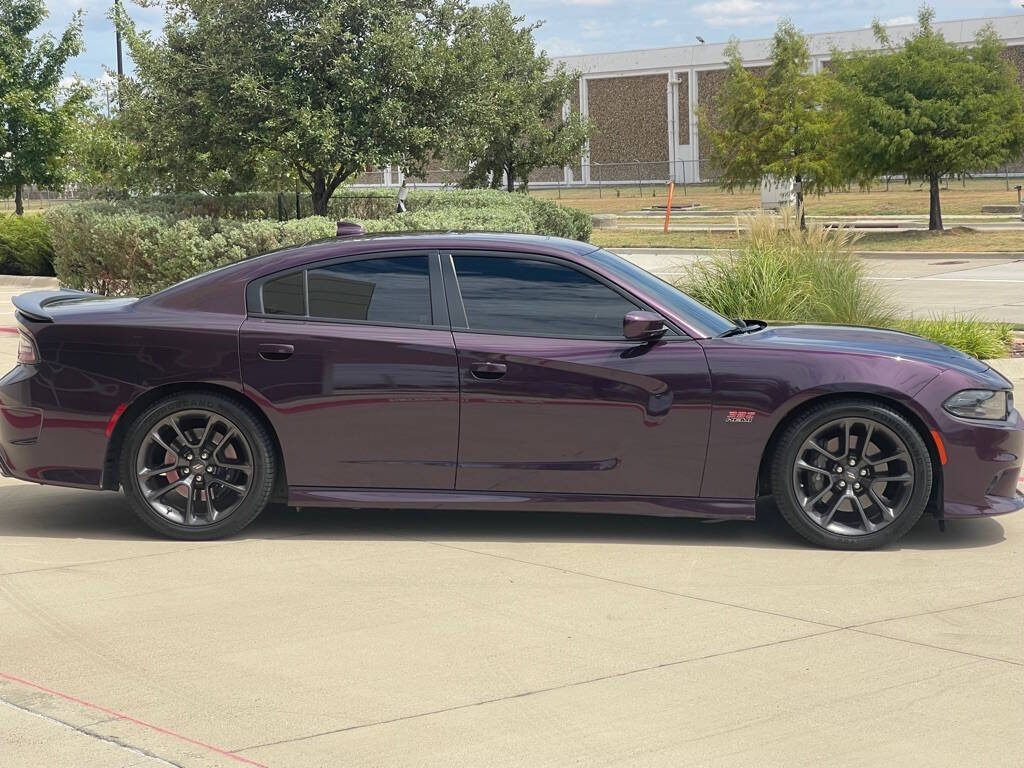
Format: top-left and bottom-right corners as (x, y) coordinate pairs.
(0, 671), (270, 767)
(0, 327), (17, 334)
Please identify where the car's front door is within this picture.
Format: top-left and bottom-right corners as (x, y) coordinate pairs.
(445, 252), (712, 498)
(239, 251), (460, 489)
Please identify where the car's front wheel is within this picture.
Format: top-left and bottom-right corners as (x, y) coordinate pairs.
(771, 399), (933, 550)
(120, 392), (277, 540)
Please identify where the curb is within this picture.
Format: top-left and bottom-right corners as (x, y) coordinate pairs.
(0, 275), (60, 290)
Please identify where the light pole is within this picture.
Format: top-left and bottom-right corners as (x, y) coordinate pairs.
(114, 0), (124, 109)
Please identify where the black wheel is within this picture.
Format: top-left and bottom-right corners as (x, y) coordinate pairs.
(771, 399), (933, 550)
(120, 392), (277, 540)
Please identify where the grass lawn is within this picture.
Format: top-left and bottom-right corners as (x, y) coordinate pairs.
(534, 177), (1024, 217)
(591, 227), (1024, 252)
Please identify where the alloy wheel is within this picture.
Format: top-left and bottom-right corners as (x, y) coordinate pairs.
(791, 417), (915, 536)
(135, 409), (254, 526)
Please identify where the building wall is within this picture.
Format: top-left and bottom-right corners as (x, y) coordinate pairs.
(556, 14), (1024, 183)
(586, 74), (669, 181)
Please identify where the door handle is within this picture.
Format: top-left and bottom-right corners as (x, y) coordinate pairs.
(258, 343), (294, 361)
(470, 362), (507, 380)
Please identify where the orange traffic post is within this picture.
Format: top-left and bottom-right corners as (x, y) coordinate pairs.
(663, 182), (675, 233)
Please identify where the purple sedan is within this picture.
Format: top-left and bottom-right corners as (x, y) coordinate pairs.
(1, 232), (1021, 549)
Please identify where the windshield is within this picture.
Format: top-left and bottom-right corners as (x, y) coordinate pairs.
(588, 249), (737, 337)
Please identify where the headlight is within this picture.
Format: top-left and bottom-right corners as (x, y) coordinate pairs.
(943, 390), (1009, 420)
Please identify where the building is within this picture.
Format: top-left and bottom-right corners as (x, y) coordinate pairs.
(548, 14), (1024, 185)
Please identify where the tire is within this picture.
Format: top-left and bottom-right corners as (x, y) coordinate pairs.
(770, 399), (933, 550)
(120, 392), (277, 540)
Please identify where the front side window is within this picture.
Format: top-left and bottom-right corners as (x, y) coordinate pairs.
(260, 255), (432, 326)
(453, 256), (639, 337)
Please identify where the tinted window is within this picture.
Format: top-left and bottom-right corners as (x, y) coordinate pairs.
(588, 249), (735, 337)
(308, 256), (432, 325)
(453, 256), (637, 337)
(262, 272), (306, 316)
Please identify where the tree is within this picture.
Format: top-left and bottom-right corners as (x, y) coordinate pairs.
(447, 1), (589, 192)
(0, 0), (85, 214)
(832, 7), (1024, 231)
(65, 77), (145, 198)
(701, 20), (841, 226)
(121, 0), (481, 215)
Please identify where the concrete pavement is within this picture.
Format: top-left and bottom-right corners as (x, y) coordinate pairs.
(3, 303), (1024, 766)
(613, 250), (1024, 324)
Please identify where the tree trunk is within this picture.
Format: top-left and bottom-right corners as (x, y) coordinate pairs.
(14, 184), (23, 216)
(928, 173), (943, 231)
(506, 162), (515, 193)
(311, 169), (329, 217)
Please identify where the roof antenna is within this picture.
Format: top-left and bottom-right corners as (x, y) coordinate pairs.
(336, 221), (366, 237)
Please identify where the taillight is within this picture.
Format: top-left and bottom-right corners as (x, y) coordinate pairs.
(17, 332), (39, 365)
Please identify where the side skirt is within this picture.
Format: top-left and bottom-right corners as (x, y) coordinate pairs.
(287, 487), (755, 521)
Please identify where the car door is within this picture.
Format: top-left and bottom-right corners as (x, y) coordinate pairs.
(239, 251), (460, 490)
(445, 251), (713, 498)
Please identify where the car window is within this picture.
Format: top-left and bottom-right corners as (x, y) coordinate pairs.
(453, 256), (639, 337)
(262, 271), (306, 316)
(308, 256), (432, 325)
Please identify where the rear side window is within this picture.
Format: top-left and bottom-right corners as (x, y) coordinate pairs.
(258, 255), (432, 326)
(453, 256), (638, 337)
(308, 256), (431, 324)
(262, 272), (306, 316)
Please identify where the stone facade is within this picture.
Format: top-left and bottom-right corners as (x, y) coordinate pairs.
(586, 74), (669, 181)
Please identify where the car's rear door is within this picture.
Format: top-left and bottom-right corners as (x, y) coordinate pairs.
(239, 251), (460, 489)
(444, 251), (712, 497)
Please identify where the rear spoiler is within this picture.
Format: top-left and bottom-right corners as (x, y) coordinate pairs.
(12, 289), (98, 323)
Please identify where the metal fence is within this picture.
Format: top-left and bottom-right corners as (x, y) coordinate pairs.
(6, 160), (1024, 209)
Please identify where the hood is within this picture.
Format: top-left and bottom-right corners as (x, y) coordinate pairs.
(734, 324), (990, 376)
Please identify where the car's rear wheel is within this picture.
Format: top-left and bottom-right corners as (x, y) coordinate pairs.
(771, 399), (933, 550)
(120, 392), (276, 540)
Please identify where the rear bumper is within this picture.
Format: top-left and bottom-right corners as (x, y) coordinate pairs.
(0, 364), (108, 489)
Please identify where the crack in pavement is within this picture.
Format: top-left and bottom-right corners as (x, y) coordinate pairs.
(1, 698), (183, 768)
(233, 627), (844, 752)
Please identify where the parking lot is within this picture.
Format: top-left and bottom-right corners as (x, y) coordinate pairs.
(2, 285), (1024, 767)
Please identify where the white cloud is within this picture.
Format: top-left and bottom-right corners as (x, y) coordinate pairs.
(691, 0), (794, 27)
(580, 20), (605, 39)
(881, 15), (916, 26)
(537, 36), (586, 55)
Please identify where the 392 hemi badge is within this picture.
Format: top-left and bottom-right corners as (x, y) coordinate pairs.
(726, 410), (756, 423)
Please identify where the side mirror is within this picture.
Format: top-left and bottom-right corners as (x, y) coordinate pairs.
(623, 310), (667, 340)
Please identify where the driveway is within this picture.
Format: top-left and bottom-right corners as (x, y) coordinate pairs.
(2, 283), (1024, 767)
(616, 250), (1024, 324)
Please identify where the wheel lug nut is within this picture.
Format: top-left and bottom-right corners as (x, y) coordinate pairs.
(206, 466), (214, 473)
(848, 458), (856, 466)
(859, 469), (868, 477)
(182, 468), (189, 474)
(834, 465), (843, 473)
(853, 482), (861, 490)
(201, 453), (208, 460)
(838, 480), (846, 488)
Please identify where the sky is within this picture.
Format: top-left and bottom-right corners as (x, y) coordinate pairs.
(40, 0), (1024, 83)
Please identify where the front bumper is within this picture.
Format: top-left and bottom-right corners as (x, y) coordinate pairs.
(919, 380), (1024, 521)
(943, 492), (1024, 519)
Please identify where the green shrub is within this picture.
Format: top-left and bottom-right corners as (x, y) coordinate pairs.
(47, 206), (335, 294)
(66, 189), (593, 241)
(681, 210), (894, 326)
(893, 316), (1012, 360)
(679, 211), (1010, 359)
(0, 214), (55, 276)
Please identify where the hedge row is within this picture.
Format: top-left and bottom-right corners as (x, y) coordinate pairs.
(73, 189), (592, 242)
(47, 209), (336, 295)
(46, 190), (593, 294)
(0, 215), (55, 276)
